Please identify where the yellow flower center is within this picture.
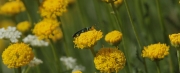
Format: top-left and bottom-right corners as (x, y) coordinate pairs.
(2, 43), (34, 68)
(17, 21), (31, 33)
(105, 30), (122, 46)
(142, 43), (169, 60)
(94, 48), (126, 73)
(169, 33), (180, 48)
(0, 1), (25, 15)
(73, 29), (103, 49)
(33, 18), (62, 41)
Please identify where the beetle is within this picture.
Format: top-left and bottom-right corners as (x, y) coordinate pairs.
(72, 26), (95, 38)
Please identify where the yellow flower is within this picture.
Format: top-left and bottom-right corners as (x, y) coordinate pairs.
(39, 0), (68, 18)
(142, 43), (169, 60)
(33, 18), (62, 40)
(2, 43), (34, 68)
(72, 70), (82, 73)
(105, 30), (122, 46)
(17, 21), (31, 33)
(73, 29), (103, 49)
(94, 48), (126, 73)
(0, 1), (25, 15)
(50, 28), (63, 42)
(114, 0), (123, 7)
(169, 33), (180, 48)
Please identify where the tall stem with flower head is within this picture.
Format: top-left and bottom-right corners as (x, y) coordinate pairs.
(155, 0), (173, 73)
(123, 0), (148, 73)
(109, 2), (131, 73)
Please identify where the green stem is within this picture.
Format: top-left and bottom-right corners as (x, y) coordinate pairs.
(59, 17), (70, 57)
(110, 3), (131, 73)
(155, 0), (173, 73)
(90, 47), (96, 57)
(155, 61), (161, 73)
(50, 40), (61, 73)
(177, 49), (180, 72)
(17, 67), (21, 73)
(24, 66), (30, 73)
(14, 68), (16, 73)
(110, 3), (121, 30)
(123, 0), (148, 73)
(0, 58), (3, 73)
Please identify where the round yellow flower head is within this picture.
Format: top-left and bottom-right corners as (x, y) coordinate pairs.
(142, 43), (169, 61)
(39, 0), (68, 18)
(50, 28), (63, 42)
(94, 48), (126, 73)
(0, 1), (25, 15)
(2, 43), (34, 68)
(33, 18), (62, 40)
(72, 70), (82, 73)
(105, 30), (122, 46)
(73, 29), (103, 49)
(17, 21), (31, 33)
(169, 33), (180, 48)
(114, 0), (123, 7)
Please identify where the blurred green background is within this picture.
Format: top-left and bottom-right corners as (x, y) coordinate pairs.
(0, 0), (180, 73)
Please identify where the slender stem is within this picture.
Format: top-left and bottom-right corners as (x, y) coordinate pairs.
(0, 58), (3, 73)
(110, 3), (121, 31)
(110, 3), (131, 73)
(50, 40), (61, 73)
(123, 0), (148, 73)
(14, 68), (16, 73)
(24, 66), (30, 73)
(123, 0), (142, 51)
(17, 67), (21, 73)
(155, 0), (173, 73)
(177, 49), (180, 72)
(90, 47), (96, 57)
(59, 17), (70, 57)
(155, 61), (161, 73)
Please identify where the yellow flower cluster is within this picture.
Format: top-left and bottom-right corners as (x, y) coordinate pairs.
(105, 30), (122, 46)
(94, 48), (126, 73)
(114, 0), (123, 7)
(2, 43), (34, 68)
(73, 29), (103, 49)
(142, 43), (169, 60)
(39, 0), (68, 18)
(0, 1), (25, 15)
(169, 33), (180, 48)
(72, 70), (82, 73)
(33, 18), (62, 41)
(17, 21), (31, 33)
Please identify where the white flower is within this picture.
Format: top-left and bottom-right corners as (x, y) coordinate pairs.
(23, 34), (49, 46)
(72, 65), (85, 72)
(0, 26), (21, 43)
(60, 56), (85, 72)
(28, 57), (43, 67)
(60, 56), (77, 69)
